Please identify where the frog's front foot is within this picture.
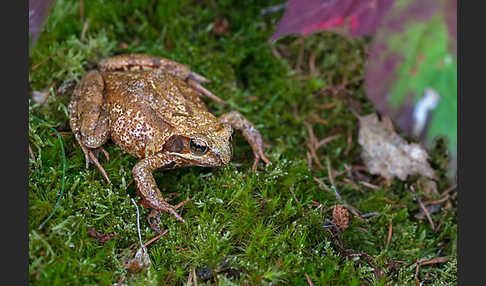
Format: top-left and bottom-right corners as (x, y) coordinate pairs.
(79, 144), (111, 183)
(147, 198), (191, 232)
(219, 111), (272, 171)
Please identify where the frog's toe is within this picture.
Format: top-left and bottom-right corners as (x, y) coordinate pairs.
(188, 72), (210, 84)
(155, 199), (191, 224)
(187, 79), (226, 105)
(80, 144), (111, 183)
(251, 149), (272, 172)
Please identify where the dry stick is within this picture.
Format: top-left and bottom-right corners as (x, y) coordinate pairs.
(192, 267), (198, 286)
(313, 177), (341, 201)
(165, 265), (173, 283)
(410, 186), (435, 230)
(344, 128), (352, 156)
(271, 45), (282, 59)
(309, 48), (318, 77)
(296, 38), (305, 72)
(143, 229), (169, 248)
(79, 0), (84, 21)
(116, 275), (126, 286)
(315, 102), (337, 110)
(186, 268), (193, 285)
(316, 134), (341, 149)
(386, 219), (393, 248)
(306, 152), (313, 169)
(326, 157), (336, 188)
(303, 121), (323, 169)
(424, 195), (450, 206)
(304, 273), (314, 286)
(80, 19), (89, 41)
(31, 47), (69, 71)
(442, 184), (457, 195)
(29, 144), (36, 162)
(359, 181), (380, 190)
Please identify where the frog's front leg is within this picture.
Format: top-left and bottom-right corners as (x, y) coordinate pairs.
(132, 153), (191, 228)
(219, 111), (271, 171)
(69, 70), (111, 183)
(98, 54), (224, 104)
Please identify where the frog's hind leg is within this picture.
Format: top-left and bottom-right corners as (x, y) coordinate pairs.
(69, 70), (111, 183)
(98, 54), (225, 104)
(219, 111), (272, 171)
(132, 153), (191, 228)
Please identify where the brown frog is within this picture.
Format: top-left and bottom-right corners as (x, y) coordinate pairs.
(68, 54), (271, 231)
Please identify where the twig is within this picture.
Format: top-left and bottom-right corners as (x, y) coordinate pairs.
(412, 256), (449, 283)
(344, 128), (352, 156)
(386, 219), (393, 248)
(79, 0), (84, 20)
(31, 48), (68, 71)
(304, 273), (314, 286)
(116, 275), (126, 286)
(309, 48), (318, 77)
(410, 186), (435, 230)
(316, 134), (341, 149)
(362, 212), (378, 218)
(186, 268), (193, 285)
(296, 38), (305, 72)
(192, 267), (198, 286)
(289, 187), (301, 207)
(175, 246), (190, 251)
(80, 19), (90, 41)
(325, 157), (336, 188)
(307, 142), (323, 169)
(271, 45), (282, 59)
(29, 144), (36, 163)
(165, 265), (173, 283)
(315, 102), (337, 110)
(359, 181), (380, 190)
(144, 229), (169, 248)
(313, 177), (341, 201)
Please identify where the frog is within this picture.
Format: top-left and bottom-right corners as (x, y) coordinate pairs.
(68, 54), (271, 232)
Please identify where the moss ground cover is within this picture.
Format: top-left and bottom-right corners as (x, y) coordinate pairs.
(29, 0), (456, 284)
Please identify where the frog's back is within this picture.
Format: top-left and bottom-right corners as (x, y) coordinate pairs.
(102, 70), (221, 157)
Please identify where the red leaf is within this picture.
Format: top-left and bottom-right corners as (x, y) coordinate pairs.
(270, 0), (395, 42)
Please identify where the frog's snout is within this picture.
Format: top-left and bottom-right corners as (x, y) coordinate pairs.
(215, 143), (232, 166)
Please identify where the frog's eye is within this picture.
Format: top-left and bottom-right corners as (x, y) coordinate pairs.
(189, 138), (208, 156)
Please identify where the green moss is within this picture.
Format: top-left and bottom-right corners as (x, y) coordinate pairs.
(29, 0), (456, 284)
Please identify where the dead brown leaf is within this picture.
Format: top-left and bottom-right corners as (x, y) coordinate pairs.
(332, 205), (349, 231)
(212, 18), (230, 35)
(358, 113), (437, 181)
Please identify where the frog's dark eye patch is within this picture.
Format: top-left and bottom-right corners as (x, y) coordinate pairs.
(189, 138), (208, 156)
(165, 135), (187, 153)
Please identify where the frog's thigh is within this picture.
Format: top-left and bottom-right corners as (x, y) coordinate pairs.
(98, 54), (191, 79)
(219, 111), (271, 169)
(69, 70), (110, 148)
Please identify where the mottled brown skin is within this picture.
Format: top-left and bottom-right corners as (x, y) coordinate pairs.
(69, 54), (271, 231)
